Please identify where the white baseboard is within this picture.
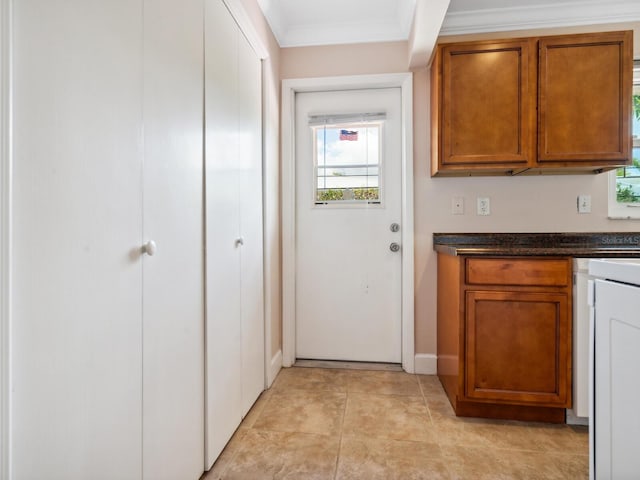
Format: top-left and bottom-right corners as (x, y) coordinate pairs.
(414, 354), (437, 375)
(566, 409), (589, 426)
(267, 349), (282, 387)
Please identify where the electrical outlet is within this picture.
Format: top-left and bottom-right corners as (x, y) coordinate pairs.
(477, 197), (491, 216)
(578, 194), (591, 214)
(452, 196), (464, 215)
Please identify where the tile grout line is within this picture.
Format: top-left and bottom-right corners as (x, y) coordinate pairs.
(417, 374), (436, 426)
(206, 368), (588, 478)
(415, 374), (440, 445)
(417, 375), (456, 479)
(331, 380), (350, 480)
(209, 430), (244, 480)
(416, 375), (456, 478)
(213, 390), (275, 479)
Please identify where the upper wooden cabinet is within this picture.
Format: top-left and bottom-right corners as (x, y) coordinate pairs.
(538, 32), (632, 165)
(432, 39), (536, 174)
(431, 31), (633, 176)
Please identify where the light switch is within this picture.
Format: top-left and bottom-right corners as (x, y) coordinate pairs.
(578, 194), (591, 214)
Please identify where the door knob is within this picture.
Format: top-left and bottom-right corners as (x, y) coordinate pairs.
(235, 238), (244, 247)
(390, 223), (400, 232)
(142, 240), (157, 256)
(390, 242), (400, 252)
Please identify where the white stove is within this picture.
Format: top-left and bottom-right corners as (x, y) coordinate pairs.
(588, 259), (640, 479)
(571, 258), (640, 425)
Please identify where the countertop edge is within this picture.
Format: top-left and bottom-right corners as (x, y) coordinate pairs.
(433, 232), (640, 257)
(433, 244), (640, 257)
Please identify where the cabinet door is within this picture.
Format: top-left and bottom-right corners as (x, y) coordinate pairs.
(142, 0), (204, 478)
(538, 31), (632, 164)
(436, 40), (534, 172)
(12, 1), (143, 478)
(465, 290), (570, 407)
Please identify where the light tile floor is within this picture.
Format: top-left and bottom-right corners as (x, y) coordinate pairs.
(202, 367), (588, 480)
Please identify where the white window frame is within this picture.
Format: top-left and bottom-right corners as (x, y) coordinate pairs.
(608, 58), (640, 219)
(609, 171), (640, 219)
(313, 121), (384, 207)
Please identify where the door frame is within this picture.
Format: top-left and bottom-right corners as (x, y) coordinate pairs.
(0, 0), (11, 477)
(281, 73), (415, 373)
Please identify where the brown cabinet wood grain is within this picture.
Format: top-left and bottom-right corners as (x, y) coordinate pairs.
(466, 257), (570, 286)
(435, 40), (535, 172)
(538, 31), (632, 165)
(437, 254), (572, 423)
(431, 30), (632, 176)
(465, 290), (570, 406)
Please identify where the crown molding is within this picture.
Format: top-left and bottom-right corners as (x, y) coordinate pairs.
(257, 0), (415, 48)
(223, 0), (269, 58)
(256, 0), (285, 47)
(440, 0), (640, 36)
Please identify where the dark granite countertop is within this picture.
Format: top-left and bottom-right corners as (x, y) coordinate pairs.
(433, 232), (640, 257)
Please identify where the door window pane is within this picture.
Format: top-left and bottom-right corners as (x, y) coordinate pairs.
(313, 123), (382, 204)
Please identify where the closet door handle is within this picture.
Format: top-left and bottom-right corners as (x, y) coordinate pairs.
(142, 240), (157, 256)
(235, 238), (244, 247)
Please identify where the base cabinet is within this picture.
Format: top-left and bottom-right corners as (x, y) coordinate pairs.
(437, 254), (572, 423)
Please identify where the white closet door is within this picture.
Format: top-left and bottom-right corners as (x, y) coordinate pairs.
(204, 0), (243, 468)
(142, 1), (204, 479)
(11, 1), (143, 479)
(238, 36), (265, 417)
(204, 0), (265, 468)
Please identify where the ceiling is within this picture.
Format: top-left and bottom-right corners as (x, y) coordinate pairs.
(257, 0), (640, 48)
(446, 0), (554, 12)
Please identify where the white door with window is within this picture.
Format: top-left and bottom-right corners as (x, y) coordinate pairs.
(295, 88), (402, 363)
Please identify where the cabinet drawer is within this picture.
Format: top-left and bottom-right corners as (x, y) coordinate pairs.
(466, 258), (570, 287)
